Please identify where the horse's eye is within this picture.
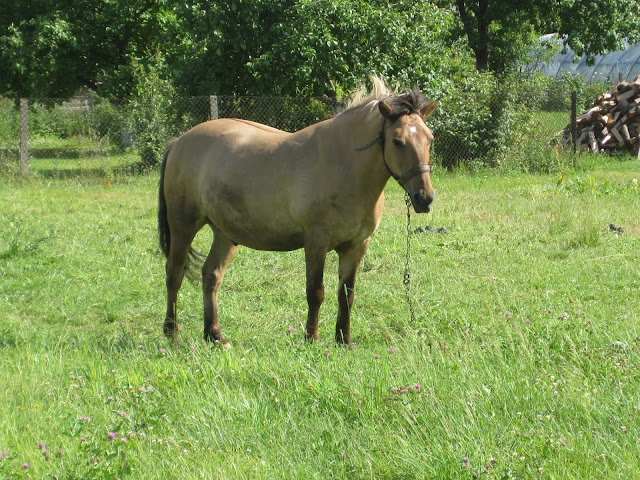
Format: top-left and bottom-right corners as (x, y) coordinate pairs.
(392, 138), (404, 147)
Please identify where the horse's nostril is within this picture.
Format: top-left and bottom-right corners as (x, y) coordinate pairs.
(415, 190), (433, 205)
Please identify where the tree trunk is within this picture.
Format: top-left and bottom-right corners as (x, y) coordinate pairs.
(456, 0), (491, 72)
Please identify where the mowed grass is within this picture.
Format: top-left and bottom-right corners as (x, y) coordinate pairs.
(0, 157), (639, 479)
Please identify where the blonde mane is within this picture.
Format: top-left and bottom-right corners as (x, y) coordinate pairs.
(341, 76), (395, 120)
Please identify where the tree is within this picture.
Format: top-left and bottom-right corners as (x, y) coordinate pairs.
(0, 0), (172, 98)
(439, 0), (640, 73)
(249, 0), (468, 99)
(167, 0), (472, 99)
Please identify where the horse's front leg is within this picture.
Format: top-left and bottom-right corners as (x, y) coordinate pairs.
(202, 230), (237, 347)
(335, 238), (371, 345)
(304, 235), (329, 341)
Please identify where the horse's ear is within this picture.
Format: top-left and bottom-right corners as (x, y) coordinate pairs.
(378, 101), (394, 119)
(420, 100), (438, 119)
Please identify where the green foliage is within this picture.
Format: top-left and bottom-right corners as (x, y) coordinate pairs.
(28, 101), (88, 139)
(125, 53), (175, 168)
(0, 0), (172, 98)
(518, 73), (611, 112)
(246, 0), (469, 98)
(218, 96), (332, 132)
(0, 99), (19, 175)
(438, 0), (640, 75)
(88, 98), (127, 150)
(557, 0), (640, 63)
(430, 72), (540, 170)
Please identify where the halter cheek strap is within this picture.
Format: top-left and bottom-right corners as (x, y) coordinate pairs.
(355, 119), (434, 187)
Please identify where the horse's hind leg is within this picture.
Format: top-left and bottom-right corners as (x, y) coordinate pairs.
(202, 228), (237, 347)
(164, 231), (198, 339)
(335, 238), (370, 345)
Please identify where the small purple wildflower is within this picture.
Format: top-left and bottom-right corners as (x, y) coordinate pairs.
(547, 308), (553, 313)
(137, 344), (144, 350)
(58, 449), (64, 457)
(389, 348), (395, 354)
(525, 318), (530, 325)
(79, 416), (91, 422)
(23, 462), (30, 469)
(42, 449), (50, 459)
(121, 438), (127, 443)
(39, 442), (45, 449)
(108, 432), (116, 440)
(505, 311), (512, 318)
(415, 383), (422, 390)
(138, 387), (148, 393)
(107, 396), (114, 401)
(323, 351), (329, 358)
(287, 326), (294, 333)
(158, 348), (165, 355)
(374, 354), (381, 359)
(1, 450), (8, 457)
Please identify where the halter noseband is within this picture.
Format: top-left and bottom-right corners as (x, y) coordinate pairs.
(355, 118), (434, 187)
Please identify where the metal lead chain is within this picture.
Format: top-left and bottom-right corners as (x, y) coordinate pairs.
(404, 192), (417, 325)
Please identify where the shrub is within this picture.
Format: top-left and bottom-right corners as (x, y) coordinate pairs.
(429, 72), (535, 169)
(88, 98), (127, 150)
(125, 52), (175, 168)
(28, 100), (88, 139)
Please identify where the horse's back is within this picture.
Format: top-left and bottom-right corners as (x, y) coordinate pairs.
(163, 118), (308, 250)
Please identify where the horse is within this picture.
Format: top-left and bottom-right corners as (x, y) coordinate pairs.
(158, 77), (438, 347)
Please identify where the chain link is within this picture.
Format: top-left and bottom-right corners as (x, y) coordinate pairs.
(403, 192), (417, 325)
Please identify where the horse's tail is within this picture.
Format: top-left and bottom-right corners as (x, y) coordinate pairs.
(158, 140), (205, 282)
(158, 140), (173, 260)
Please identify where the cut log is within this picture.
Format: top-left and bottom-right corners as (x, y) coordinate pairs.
(588, 130), (599, 153)
(558, 74), (640, 155)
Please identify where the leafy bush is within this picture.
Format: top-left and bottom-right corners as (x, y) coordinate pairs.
(218, 96), (332, 132)
(429, 72), (533, 169)
(125, 52), (175, 168)
(88, 98), (127, 150)
(28, 100), (88, 139)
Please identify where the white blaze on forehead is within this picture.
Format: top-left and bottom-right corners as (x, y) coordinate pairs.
(409, 126), (417, 134)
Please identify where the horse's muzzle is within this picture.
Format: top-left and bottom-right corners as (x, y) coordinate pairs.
(411, 189), (435, 213)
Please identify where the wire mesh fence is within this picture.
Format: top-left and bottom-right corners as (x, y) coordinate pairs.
(0, 92), (584, 178)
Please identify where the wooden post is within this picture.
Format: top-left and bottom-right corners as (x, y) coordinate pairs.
(570, 91), (577, 155)
(20, 98), (29, 176)
(210, 95), (218, 120)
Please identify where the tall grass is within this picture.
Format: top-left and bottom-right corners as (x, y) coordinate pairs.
(1, 157), (639, 478)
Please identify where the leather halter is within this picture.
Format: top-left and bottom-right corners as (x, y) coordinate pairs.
(355, 118), (434, 187)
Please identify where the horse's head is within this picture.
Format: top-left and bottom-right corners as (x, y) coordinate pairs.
(378, 92), (438, 213)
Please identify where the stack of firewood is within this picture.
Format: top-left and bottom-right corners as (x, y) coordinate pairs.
(555, 76), (640, 158)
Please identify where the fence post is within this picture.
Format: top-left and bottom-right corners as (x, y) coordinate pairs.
(210, 95), (218, 120)
(20, 98), (29, 176)
(570, 91), (577, 155)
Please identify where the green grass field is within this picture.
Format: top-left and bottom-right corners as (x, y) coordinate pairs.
(1, 156), (639, 479)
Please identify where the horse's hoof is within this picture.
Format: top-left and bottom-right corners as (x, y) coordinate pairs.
(204, 333), (231, 348)
(163, 321), (178, 340)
